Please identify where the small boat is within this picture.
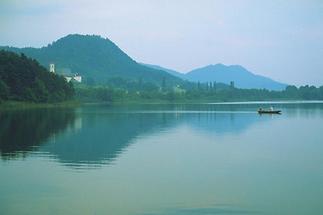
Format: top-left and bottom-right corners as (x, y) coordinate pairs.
(258, 107), (281, 114)
(258, 109), (281, 114)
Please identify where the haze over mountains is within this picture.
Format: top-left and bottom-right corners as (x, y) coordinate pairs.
(1, 34), (287, 90)
(144, 64), (287, 91)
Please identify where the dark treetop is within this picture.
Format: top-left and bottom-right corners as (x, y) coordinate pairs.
(0, 50), (74, 103)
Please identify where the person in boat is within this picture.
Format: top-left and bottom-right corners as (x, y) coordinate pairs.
(258, 107), (263, 112)
(270, 106), (274, 111)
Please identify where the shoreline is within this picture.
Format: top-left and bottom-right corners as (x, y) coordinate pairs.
(1, 99), (322, 111)
(0, 100), (81, 111)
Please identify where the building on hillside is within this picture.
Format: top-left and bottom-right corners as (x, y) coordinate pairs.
(65, 73), (82, 83)
(65, 76), (73, 82)
(73, 75), (82, 83)
(48, 64), (82, 83)
(49, 63), (55, 73)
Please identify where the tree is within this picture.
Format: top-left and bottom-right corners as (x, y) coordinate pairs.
(213, 81), (217, 92)
(230, 81), (235, 89)
(32, 78), (49, 102)
(0, 50), (74, 103)
(0, 79), (9, 100)
(285, 85), (298, 99)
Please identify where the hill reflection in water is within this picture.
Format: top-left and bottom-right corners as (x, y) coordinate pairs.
(0, 108), (76, 158)
(1, 103), (322, 168)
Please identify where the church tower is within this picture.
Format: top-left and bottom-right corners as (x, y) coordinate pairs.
(49, 63), (55, 73)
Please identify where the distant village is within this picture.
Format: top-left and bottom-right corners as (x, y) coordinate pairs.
(49, 63), (82, 83)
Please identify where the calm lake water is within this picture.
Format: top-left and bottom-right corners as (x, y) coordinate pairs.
(1, 102), (323, 215)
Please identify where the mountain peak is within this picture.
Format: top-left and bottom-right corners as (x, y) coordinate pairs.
(49, 34), (115, 49)
(185, 64), (286, 90)
(57, 34), (105, 41)
(199, 64), (248, 74)
(205, 63), (225, 68)
(1, 34), (182, 86)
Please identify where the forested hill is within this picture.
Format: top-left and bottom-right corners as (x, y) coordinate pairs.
(0, 50), (74, 103)
(186, 64), (287, 90)
(144, 63), (287, 91)
(1, 34), (183, 86)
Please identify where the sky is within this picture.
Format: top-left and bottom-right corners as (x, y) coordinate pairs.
(1, 0), (323, 86)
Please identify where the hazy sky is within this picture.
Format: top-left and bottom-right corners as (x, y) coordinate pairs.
(1, 0), (323, 85)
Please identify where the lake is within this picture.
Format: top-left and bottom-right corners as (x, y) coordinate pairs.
(1, 102), (323, 215)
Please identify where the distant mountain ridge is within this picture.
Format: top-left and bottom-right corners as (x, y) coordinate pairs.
(144, 63), (287, 90)
(141, 63), (186, 79)
(0, 34), (287, 90)
(0, 34), (182, 86)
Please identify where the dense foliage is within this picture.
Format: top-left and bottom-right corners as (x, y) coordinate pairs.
(0, 108), (76, 158)
(0, 50), (74, 103)
(75, 80), (323, 103)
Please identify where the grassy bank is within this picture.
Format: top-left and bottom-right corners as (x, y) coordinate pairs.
(0, 100), (80, 111)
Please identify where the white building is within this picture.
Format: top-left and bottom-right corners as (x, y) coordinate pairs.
(65, 77), (73, 82)
(73, 75), (82, 83)
(65, 74), (82, 83)
(49, 63), (82, 83)
(49, 63), (55, 73)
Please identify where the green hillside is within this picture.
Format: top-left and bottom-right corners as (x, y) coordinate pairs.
(1, 34), (183, 87)
(0, 50), (74, 103)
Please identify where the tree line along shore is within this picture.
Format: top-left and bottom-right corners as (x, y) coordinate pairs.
(1, 50), (323, 107)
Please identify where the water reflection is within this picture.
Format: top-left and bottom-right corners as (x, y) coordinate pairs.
(41, 112), (177, 168)
(1, 102), (322, 168)
(39, 107), (271, 168)
(1, 102), (323, 215)
(0, 108), (76, 158)
(142, 204), (258, 215)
